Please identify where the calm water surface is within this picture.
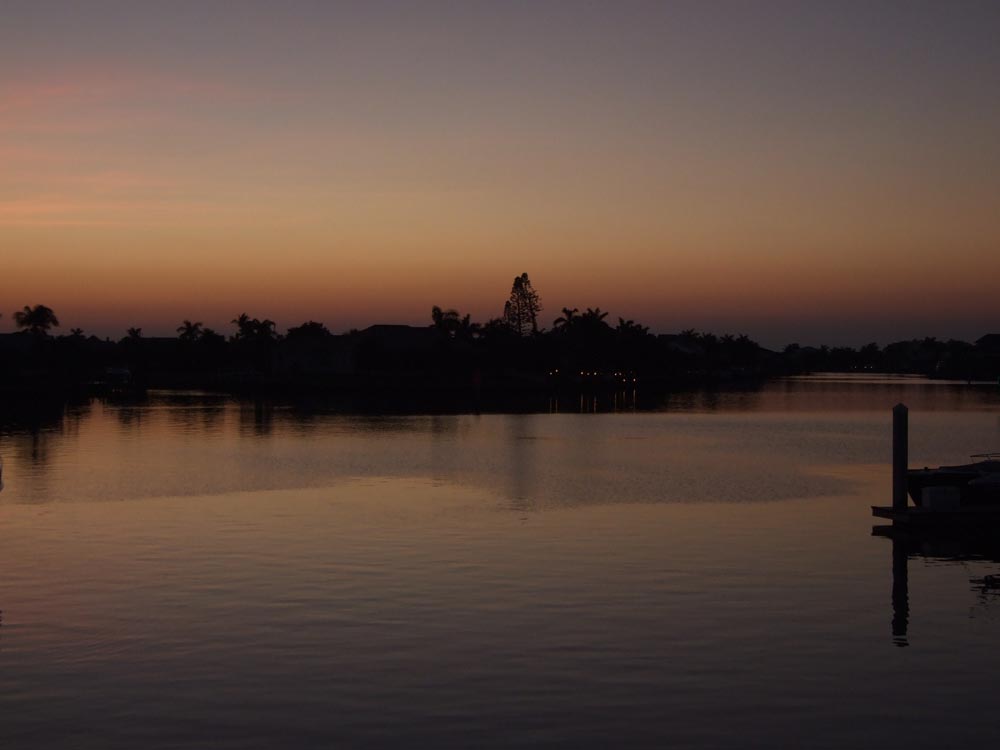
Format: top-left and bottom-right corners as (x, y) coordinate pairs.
(2, 376), (1000, 748)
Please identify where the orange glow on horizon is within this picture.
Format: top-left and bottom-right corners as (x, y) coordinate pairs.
(3, 5), (1000, 346)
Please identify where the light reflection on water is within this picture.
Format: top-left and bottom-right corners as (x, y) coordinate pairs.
(1, 376), (1000, 748)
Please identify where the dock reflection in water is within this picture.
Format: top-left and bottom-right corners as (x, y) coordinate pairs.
(874, 523), (1000, 648)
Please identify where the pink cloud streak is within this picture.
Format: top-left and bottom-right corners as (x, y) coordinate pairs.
(0, 65), (249, 118)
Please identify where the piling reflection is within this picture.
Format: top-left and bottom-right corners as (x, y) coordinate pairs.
(874, 523), (1000, 647)
(890, 534), (909, 647)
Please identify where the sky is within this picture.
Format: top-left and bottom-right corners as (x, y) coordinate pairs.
(2, 0), (999, 348)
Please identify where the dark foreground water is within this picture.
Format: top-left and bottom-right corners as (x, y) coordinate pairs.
(2, 375), (1000, 748)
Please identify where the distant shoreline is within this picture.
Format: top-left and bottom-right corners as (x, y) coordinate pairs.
(2, 325), (998, 402)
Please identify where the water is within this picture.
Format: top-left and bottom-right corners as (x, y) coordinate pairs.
(2, 376), (1000, 748)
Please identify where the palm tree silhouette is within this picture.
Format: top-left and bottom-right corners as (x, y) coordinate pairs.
(177, 320), (203, 341)
(616, 318), (649, 336)
(258, 319), (277, 340)
(553, 307), (579, 329)
(13, 305), (60, 336)
(431, 306), (479, 340)
(231, 313), (276, 341)
(231, 313), (252, 339)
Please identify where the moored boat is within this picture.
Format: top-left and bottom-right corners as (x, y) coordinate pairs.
(908, 453), (1000, 508)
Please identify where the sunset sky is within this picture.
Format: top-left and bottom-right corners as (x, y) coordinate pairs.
(2, 1), (999, 347)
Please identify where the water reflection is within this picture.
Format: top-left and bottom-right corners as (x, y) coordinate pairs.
(6, 376), (1000, 508)
(0, 376), (997, 509)
(239, 399), (274, 437)
(0, 399), (90, 470)
(115, 405), (146, 430)
(890, 534), (909, 647)
(4, 378), (1000, 748)
(504, 414), (537, 510)
(763, 375), (1000, 413)
(874, 524), (1000, 648)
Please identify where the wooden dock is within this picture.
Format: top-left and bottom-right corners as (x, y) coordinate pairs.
(872, 504), (1000, 525)
(872, 404), (1000, 526)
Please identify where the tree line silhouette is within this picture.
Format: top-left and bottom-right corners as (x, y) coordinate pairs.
(2, 275), (999, 395)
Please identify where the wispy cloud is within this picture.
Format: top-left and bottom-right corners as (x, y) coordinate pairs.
(0, 194), (225, 228)
(0, 198), (127, 227)
(0, 66), (243, 118)
(0, 65), (245, 227)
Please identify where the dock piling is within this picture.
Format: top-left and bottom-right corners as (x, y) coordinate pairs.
(893, 403), (909, 510)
